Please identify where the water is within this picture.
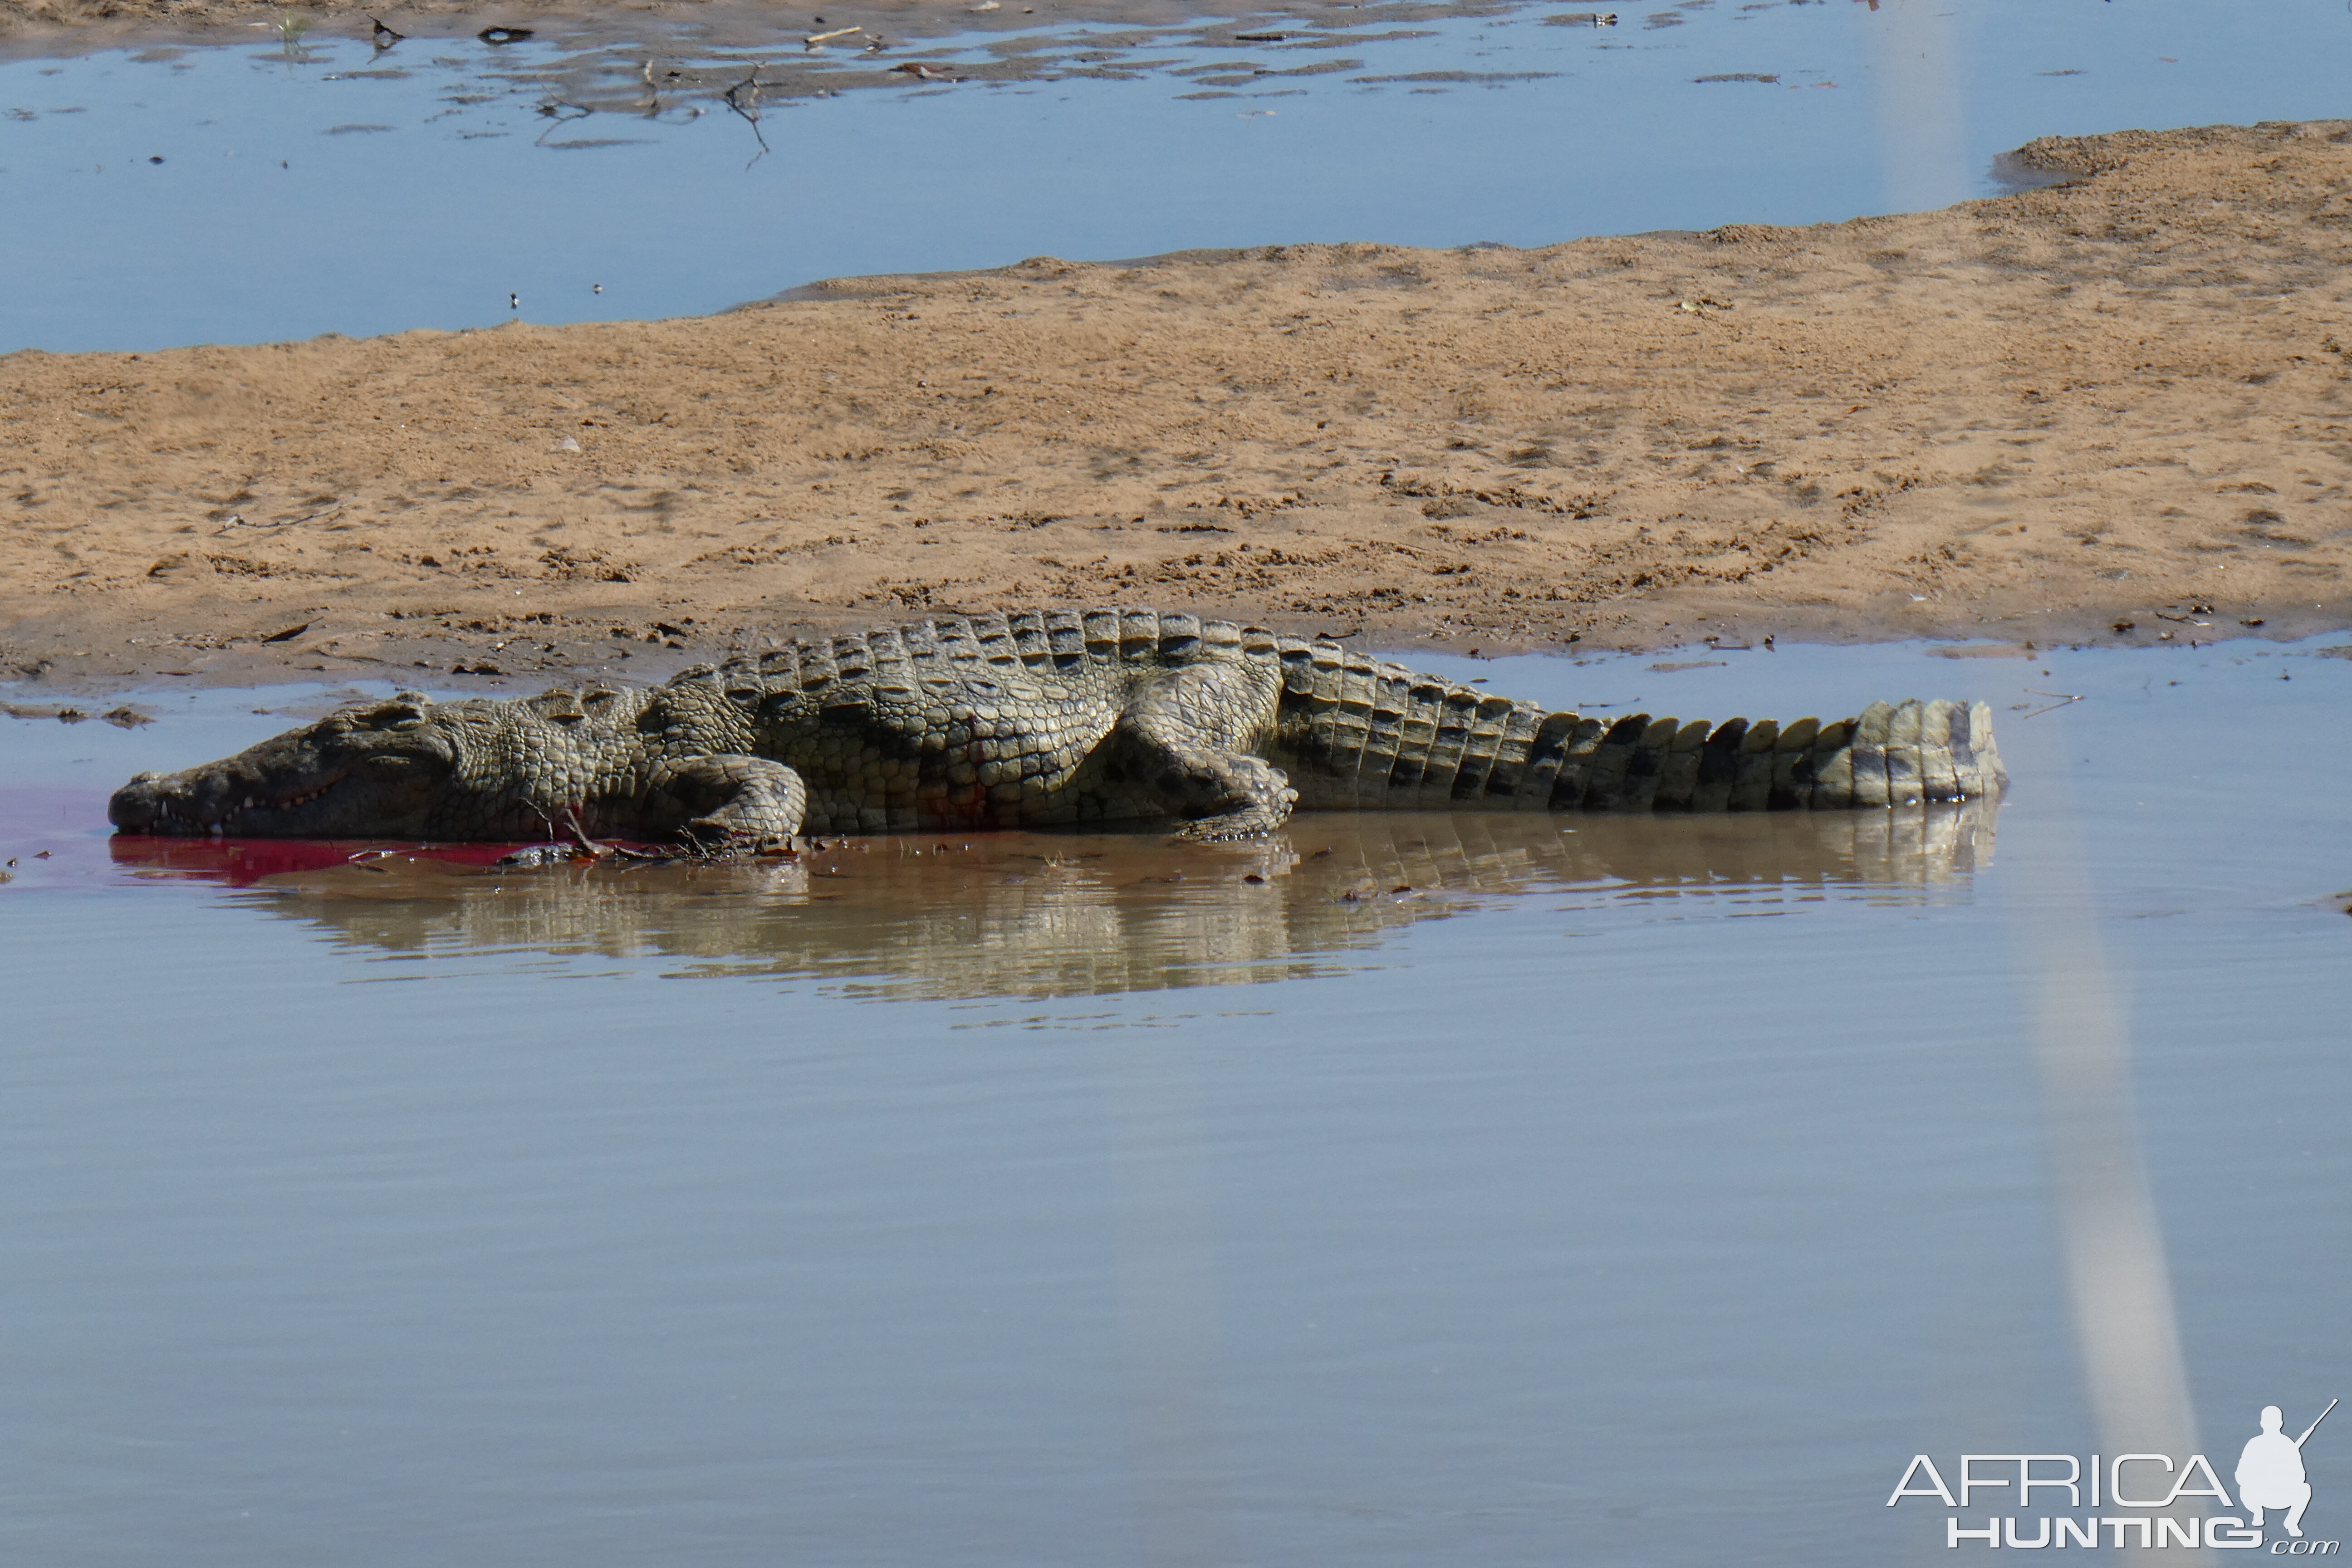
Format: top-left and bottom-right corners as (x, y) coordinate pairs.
(4, 0), (2351, 351)
(9, 0), (2352, 1548)
(5, 636), (2349, 1564)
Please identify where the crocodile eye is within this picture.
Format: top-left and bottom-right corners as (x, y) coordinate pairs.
(726, 688), (760, 704)
(356, 702), (427, 732)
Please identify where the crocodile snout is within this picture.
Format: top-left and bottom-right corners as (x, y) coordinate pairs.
(108, 774), (168, 833)
(109, 767), (233, 835)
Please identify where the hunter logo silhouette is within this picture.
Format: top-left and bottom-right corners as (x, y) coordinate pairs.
(2241, 1400), (2335, 1539)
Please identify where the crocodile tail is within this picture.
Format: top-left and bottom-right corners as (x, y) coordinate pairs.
(1271, 629), (2008, 813)
(1273, 638), (1512, 808)
(1401, 701), (1994, 823)
(1493, 696), (2004, 811)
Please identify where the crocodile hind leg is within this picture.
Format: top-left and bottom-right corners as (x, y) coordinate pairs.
(1116, 662), (1297, 840)
(646, 755), (808, 852)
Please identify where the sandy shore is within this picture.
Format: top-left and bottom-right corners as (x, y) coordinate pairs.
(0, 0), (1232, 48)
(5, 118), (2351, 690)
(0, 0), (891, 42)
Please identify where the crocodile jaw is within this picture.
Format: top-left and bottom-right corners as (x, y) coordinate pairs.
(109, 760), (444, 838)
(109, 703), (459, 839)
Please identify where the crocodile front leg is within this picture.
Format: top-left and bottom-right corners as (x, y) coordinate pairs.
(645, 755), (808, 852)
(1117, 662), (1296, 840)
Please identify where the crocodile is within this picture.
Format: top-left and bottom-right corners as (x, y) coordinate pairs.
(108, 608), (2005, 848)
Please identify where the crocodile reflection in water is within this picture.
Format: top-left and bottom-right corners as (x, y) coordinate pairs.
(111, 804), (1995, 1000)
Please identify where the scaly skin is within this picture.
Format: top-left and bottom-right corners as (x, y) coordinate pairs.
(108, 608), (2006, 848)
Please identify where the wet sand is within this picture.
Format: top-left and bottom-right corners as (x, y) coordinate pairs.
(0, 0), (1289, 48)
(5, 118), (2351, 689)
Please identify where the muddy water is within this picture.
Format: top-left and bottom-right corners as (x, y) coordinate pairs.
(5, 0), (2352, 351)
(3, 636), (2348, 1565)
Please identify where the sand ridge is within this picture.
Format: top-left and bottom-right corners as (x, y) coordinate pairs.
(5, 119), (2351, 688)
(0, 0), (1256, 48)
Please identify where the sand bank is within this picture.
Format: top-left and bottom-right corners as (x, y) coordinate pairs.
(5, 119), (2351, 689)
(0, 0), (1238, 48)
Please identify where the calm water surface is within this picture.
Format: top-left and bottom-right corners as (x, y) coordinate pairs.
(3, 636), (2347, 1564)
(10, 0), (2352, 1553)
(3, 0), (2350, 349)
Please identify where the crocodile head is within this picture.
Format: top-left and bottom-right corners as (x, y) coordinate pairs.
(109, 694), (466, 839)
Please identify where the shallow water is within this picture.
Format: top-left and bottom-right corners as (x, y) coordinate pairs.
(4, 0), (2351, 351)
(4, 636), (2349, 1564)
